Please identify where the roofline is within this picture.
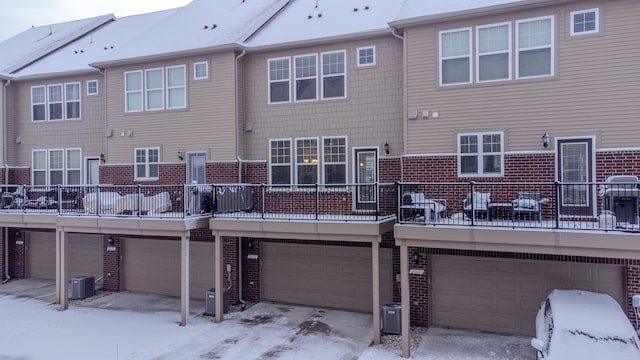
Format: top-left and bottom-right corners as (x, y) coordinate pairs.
(390, 0), (570, 28)
(90, 43), (245, 68)
(9, 68), (101, 81)
(245, 28), (394, 53)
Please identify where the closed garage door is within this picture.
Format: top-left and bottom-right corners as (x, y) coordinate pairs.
(27, 232), (103, 280)
(430, 255), (625, 336)
(262, 243), (393, 312)
(122, 238), (215, 299)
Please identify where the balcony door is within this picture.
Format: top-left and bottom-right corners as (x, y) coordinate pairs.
(557, 138), (594, 216)
(86, 158), (99, 185)
(187, 152), (206, 184)
(354, 148), (377, 211)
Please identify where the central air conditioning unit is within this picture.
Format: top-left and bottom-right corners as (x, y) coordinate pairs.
(71, 276), (95, 300)
(204, 288), (229, 316)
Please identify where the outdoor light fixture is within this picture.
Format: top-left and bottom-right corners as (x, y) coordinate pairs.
(177, 150), (184, 161)
(384, 142), (390, 155)
(412, 250), (423, 264)
(99, 153), (105, 164)
(248, 240), (254, 250)
(107, 236), (114, 244)
(15, 230), (20, 238)
(542, 132), (550, 148)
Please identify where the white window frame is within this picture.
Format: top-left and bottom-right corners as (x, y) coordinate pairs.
(439, 27), (472, 86)
(134, 147), (160, 181)
(357, 46), (376, 67)
(166, 65), (186, 109)
(145, 68), (164, 111)
(269, 138), (292, 185)
(125, 70), (143, 112)
(66, 148), (82, 185)
(268, 57), (291, 104)
(570, 8), (599, 36)
(31, 86), (46, 122)
(87, 79), (98, 95)
(476, 22), (512, 83)
(295, 137), (320, 185)
(48, 149), (64, 185)
(322, 136), (348, 185)
(294, 54), (318, 102)
(516, 15), (554, 79)
(194, 61), (208, 80)
(321, 50), (347, 100)
(32, 150), (47, 185)
(47, 84), (64, 121)
(64, 82), (81, 120)
(457, 131), (504, 178)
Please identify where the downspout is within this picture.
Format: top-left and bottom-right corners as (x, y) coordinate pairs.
(3, 79), (12, 283)
(391, 28), (407, 182)
(234, 49), (248, 307)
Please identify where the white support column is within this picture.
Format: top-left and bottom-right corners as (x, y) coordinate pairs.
(180, 231), (190, 326)
(400, 243), (410, 358)
(55, 229), (60, 304)
(58, 229), (69, 311)
(214, 233), (224, 323)
(372, 237), (381, 345)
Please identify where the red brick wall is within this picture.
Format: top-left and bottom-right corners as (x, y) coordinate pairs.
(12, 168), (30, 185)
(242, 238), (261, 303)
(100, 162), (242, 185)
(103, 235), (120, 292)
(222, 236), (239, 304)
(12, 231), (25, 279)
(0, 228), (4, 280)
(242, 162), (267, 184)
(409, 247), (429, 327)
(596, 151), (640, 181)
(627, 265), (640, 323)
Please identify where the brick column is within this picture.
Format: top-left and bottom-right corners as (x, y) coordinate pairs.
(242, 238), (260, 303)
(13, 231), (25, 279)
(222, 236), (239, 305)
(103, 235), (121, 292)
(627, 265), (640, 324)
(0, 227), (5, 280)
(409, 247), (429, 327)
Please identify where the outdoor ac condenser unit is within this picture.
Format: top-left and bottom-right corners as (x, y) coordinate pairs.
(71, 276), (95, 300)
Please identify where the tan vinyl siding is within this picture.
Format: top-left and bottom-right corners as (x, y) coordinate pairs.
(105, 52), (237, 163)
(0, 83), (4, 165)
(242, 36), (404, 174)
(9, 74), (105, 168)
(405, 0), (640, 154)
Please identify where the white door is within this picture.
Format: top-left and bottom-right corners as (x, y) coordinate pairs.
(187, 152), (206, 184)
(355, 149), (377, 210)
(86, 158), (99, 185)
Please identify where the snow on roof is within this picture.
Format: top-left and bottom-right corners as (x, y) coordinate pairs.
(246, 0), (405, 49)
(0, 14), (114, 76)
(94, 0), (290, 66)
(393, 0), (527, 25)
(12, 9), (178, 79)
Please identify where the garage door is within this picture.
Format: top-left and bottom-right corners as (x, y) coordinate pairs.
(27, 232), (103, 280)
(122, 238), (215, 299)
(262, 243), (393, 312)
(430, 255), (625, 336)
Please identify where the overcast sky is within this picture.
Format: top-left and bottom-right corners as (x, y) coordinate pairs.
(0, 0), (192, 42)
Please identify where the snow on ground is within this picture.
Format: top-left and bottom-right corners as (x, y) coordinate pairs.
(0, 294), (535, 360)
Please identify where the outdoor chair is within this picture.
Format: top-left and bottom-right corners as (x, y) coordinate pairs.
(463, 192), (491, 220)
(401, 191), (446, 223)
(511, 192), (548, 222)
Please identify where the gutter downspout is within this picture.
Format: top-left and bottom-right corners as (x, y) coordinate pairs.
(3, 79), (12, 283)
(391, 28), (407, 182)
(234, 49), (248, 307)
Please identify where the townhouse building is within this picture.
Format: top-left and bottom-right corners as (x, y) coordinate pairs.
(1, 0), (639, 358)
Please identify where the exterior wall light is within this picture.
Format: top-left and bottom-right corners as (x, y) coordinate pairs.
(177, 150), (184, 161)
(99, 153), (105, 164)
(542, 132), (550, 148)
(384, 142), (390, 155)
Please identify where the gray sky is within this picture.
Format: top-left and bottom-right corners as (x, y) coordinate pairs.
(0, 0), (192, 42)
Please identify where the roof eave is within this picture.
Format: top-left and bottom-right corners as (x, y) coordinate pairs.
(245, 28), (394, 53)
(10, 68), (101, 81)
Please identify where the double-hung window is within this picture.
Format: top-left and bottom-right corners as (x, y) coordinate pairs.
(296, 138), (319, 185)
(125, 71), (143, 112)
(268, 57), (290, 103)
(323, 137), (346, 185)
(31, 86), (46, 121)
(517, 16), (554, 78)
(145, 68), (164, 111)
(294, 54), (317, 102)
(66, 149), (81, 185)
(270, 139), (292, 185)
(65, 83), (81, 119)
(32, 150), (47, 185)
(166, 65), (186, 109)
(477, 23), (511, 82)
(49, 149), (64, 185)
(571, 9), (598, 36)
(440, 28), (472, 85)
(48, 84), (63, 120)
(135, 148), (160, 180)
(458, 132), (503, 177)
(321, 51), (346, 99)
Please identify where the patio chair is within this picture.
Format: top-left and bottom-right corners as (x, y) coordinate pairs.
(401, 191), (446, 223)
(463, 192), (491, 220)
(511, 192), (548, 222)
(1, 185), (26, 209)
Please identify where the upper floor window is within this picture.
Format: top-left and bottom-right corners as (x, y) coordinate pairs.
(517, 16), (554, 79)
(32, 148), (82, 185)
(294, 54), (317, 102)
(296, 138), (319, 185)
(571, 9), (598, 36)
(357, 46), (375, 67)
(31, 86), (46, 121)
(48, 84), (63, 121)
(440, 28), (471, 86)
(87, 80), (98, 95)
(65, 83), (81, 119)
(269, 57), (290, 104)
(167, 65), (186, 109)
(458, 132), (503, 177)
(125, 70), (143, 112)
(321, 51), (346, 99)
(31, 83), (81, 121)
(145, 68), (164, 111)
(270, 139), (291, 185)
(323, 136), (347, 185)
(135, 147), (159, 180)
(477, 23), (511, 82)
(194, 61), (208, 80)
